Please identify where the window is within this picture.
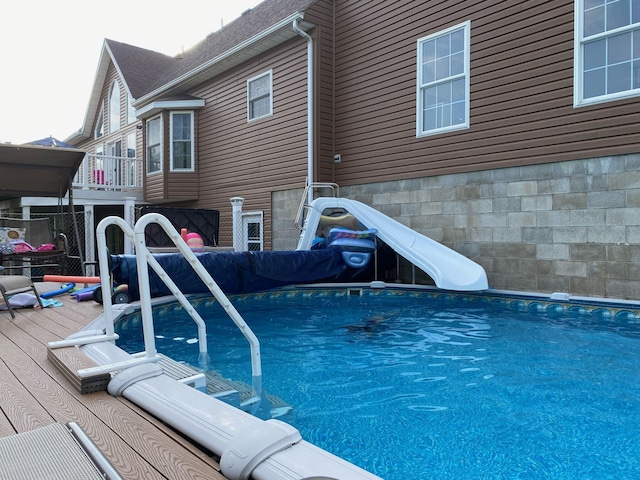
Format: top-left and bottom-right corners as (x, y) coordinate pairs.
(575, 0), (640, 106)
(126, 132), (136, 158)
(146, 115), (162, 174)
(94, 102), (104, 139)
(247, 70), (273, 121)
(94, 145), (104, 185)
(170, 111), (194, 171)
(106, 140), (122, 186)
(242, 212), (263, 251)
(417, 22), (470, 136)
(109, 81), (120, 133)
(127, 93), (136, 125)
(126, 132), (137, 187)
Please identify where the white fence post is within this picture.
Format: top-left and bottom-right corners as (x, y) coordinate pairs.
(123, 197), (136, 254)
(230, 197), (244, 252)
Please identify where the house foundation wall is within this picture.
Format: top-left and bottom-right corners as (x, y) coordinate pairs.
(273, 153), (640, 300)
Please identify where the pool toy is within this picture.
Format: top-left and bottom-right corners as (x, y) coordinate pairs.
(326, 227), (378, 268)
(74, 290), (97, 302)
(43, 275), (101, 284)
(186, 232), (204, 252)
(40, 282), (76, 299)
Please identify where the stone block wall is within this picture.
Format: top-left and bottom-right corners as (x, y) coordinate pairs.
(273, 153), (640, 300)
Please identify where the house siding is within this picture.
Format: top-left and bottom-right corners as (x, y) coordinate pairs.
(269, 0), (640, 300)
(305, 0), (337, 184)
(182, 36), (311, 249)
(78, 62), (139, 172)
(70, 0), (640, 300)
(330, 0), (640, 185)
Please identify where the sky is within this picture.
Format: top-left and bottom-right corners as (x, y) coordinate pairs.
(0, 0), (264, 145)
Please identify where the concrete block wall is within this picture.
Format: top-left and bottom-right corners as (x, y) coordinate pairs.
(273, 153), (640, 300)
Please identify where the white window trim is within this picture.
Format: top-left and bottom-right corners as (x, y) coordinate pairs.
(146, 114), (163, 175)
(574, 0), (640, 107)
(169, 111), (195, 172)
(416, 21), (471, 137)
(242, 211), (264, 251)
(247, 70), (273, 122)
(109, 80), (121, 133)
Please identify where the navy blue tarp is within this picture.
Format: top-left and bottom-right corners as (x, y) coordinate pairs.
(111, 249), (360, 300)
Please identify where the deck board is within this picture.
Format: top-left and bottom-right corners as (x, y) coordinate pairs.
(0, 282), (227, 480)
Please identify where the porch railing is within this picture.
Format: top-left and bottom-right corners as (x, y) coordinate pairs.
(73, 154), (143, 192)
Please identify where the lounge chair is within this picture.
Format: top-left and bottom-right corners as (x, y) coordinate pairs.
(0, 271), (43, 318)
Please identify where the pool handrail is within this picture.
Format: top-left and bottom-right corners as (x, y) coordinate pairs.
(63, 214), (263, 398)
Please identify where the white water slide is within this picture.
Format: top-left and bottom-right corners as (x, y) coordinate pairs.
(297, 197), (489, 291)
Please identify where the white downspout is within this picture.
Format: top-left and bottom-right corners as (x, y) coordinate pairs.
(293, 18), (314, 205)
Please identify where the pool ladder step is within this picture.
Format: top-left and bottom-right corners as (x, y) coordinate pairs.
(155, 354), (292, 418)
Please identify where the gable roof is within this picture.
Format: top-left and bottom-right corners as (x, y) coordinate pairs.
(66, 0), (317, 144)
(106, 41), (178, 100)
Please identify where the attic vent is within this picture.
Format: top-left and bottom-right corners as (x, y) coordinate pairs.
(241, 8), (252, 15)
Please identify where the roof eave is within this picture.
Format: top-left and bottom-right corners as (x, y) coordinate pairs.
(137, 98), (206, 120)
(65, 40), (113, 145)
(134, 13), (313, 109)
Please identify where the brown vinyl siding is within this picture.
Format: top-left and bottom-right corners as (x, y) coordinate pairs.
(331, 0), (640, 186)
(305, 0), (337, 184)
(185, 36), (310, 249)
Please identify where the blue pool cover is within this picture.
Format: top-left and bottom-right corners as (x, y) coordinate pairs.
(111, 249), (367, 300)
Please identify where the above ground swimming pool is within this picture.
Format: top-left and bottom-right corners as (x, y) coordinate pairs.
(115, 288), (640, 480)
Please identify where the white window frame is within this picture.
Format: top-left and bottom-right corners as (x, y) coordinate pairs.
(146, 115), (162, 175)
(242, 211), (263, 251)
(247, 70), (273, 121)
(125, 131), (137, 187)
(169, 111), (195, 172)
(416, 21), (471, 137)
(109, 80), (121, 133)
(94, 101), (104, 139)
(574, 0), (640, 107)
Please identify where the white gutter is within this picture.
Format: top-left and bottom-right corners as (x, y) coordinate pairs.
(292, 19), (314, 205)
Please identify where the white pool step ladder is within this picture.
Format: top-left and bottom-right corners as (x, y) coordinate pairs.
(150, 353), (292, 418)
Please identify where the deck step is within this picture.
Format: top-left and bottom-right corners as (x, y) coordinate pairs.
(47, 346), (111, 394)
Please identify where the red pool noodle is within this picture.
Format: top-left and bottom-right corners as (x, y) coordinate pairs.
(43, 275), (101, 284)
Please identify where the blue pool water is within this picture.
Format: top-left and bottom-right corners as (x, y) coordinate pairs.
(115, 290), (640, 479)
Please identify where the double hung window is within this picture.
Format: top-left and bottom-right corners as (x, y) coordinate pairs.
(170, 111), (194, 171)
(146, 115), (162, 174)
(417, 22), (470, 136)
(247, 71), (273, 121)
(575, 0), (640, 105)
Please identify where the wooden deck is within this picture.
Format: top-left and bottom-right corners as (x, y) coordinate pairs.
(0, 282), (227, 480)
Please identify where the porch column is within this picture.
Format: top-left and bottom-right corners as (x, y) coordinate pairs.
(230, 197), (244, 252)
